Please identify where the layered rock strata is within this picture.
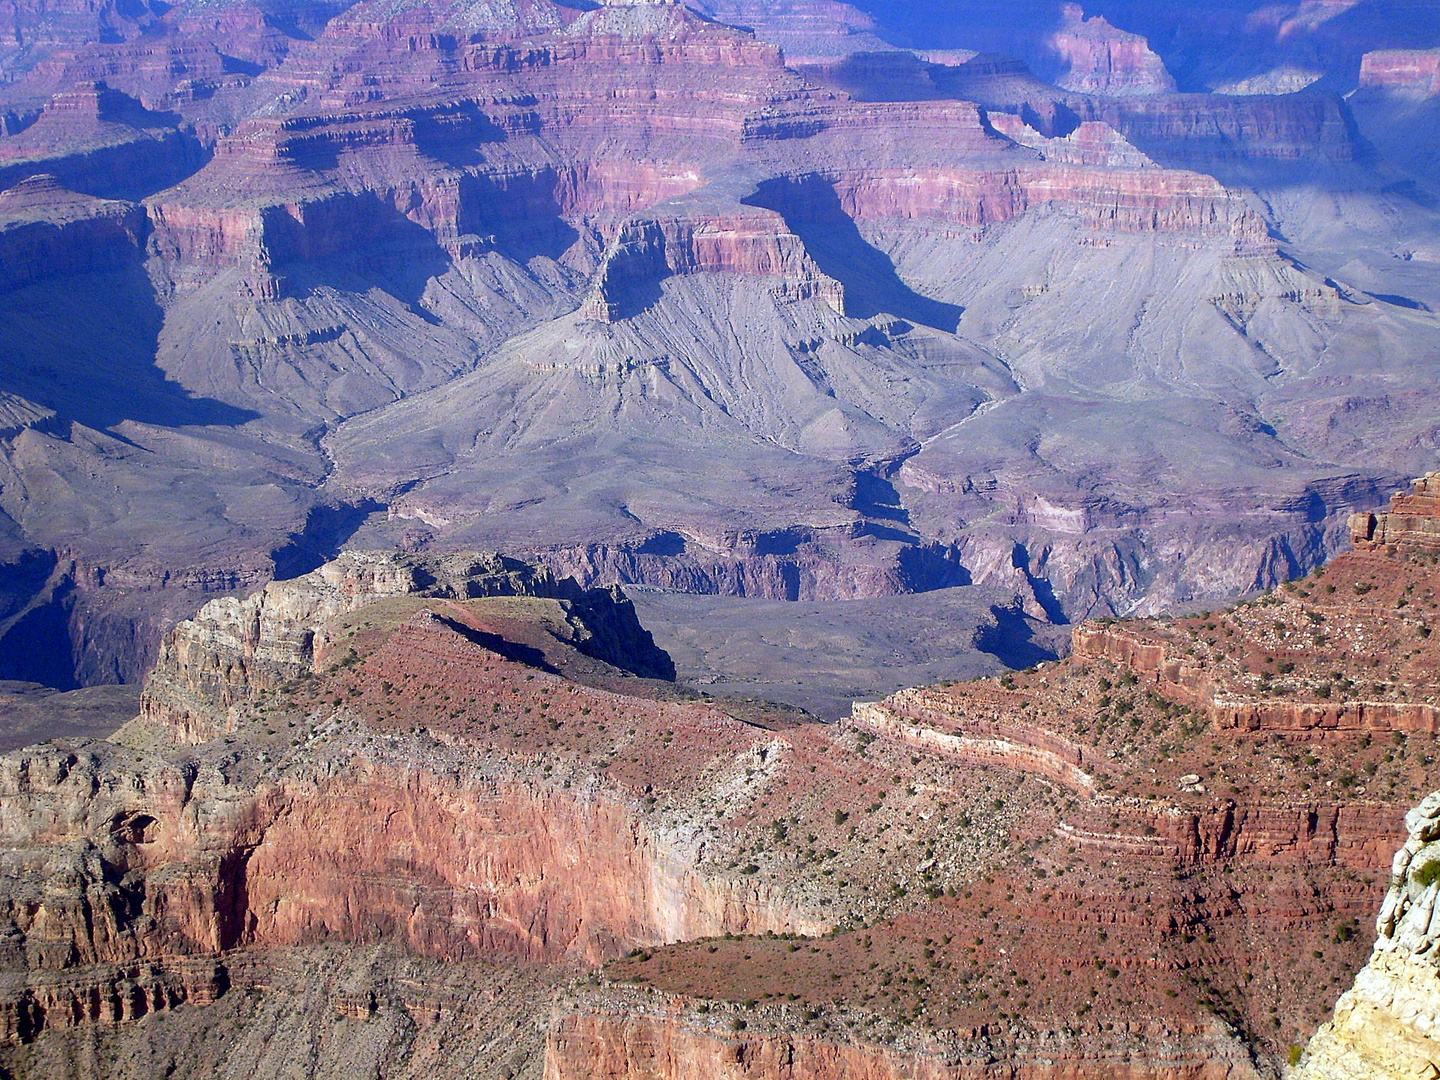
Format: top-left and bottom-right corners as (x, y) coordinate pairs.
(1050, 5), (1177, 98)
(1359, 49), (1440, 97)
(1071, 473), (1440, 738)
(9, 523), (1437, 1076)
(0, 0), (1427, 692)
(544, 1006), (1250, 1080)
(1351, 472), (1440, 556)
(1, 599), (827, 1048)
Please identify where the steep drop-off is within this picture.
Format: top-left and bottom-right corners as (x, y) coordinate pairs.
(1293, 789), (1440, 1079)
(4, 476), (1439, 1079)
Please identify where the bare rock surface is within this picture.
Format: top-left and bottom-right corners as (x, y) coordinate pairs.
(1294, 789), (1440, 1079)
(0, 486), (1437, 1078)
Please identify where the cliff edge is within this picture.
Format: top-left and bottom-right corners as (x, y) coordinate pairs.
(1295, 790), (1440, 1080)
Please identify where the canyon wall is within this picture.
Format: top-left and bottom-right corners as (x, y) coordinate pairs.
(543, 1009), (1250, 1080)
(0, 736), (823, 1045)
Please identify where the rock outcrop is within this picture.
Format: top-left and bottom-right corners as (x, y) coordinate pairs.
(581, 200), (847, 323)
(544, 1006), (1251, 1080)
(5, 484), (1440, 1077)
(1293, 790), (1440, 1080)
(1359, 49), (1440, 98)
(1050, 5), (1177, 98)
(140, 551), (673, 741)
(0, 174), (145, 290)
(851, 687), (1097, 796)
(1351, 472), (1440, 556)
(1071, 472), (1440, 738)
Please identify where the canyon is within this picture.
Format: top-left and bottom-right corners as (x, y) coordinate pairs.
(0, 475), (1436, 1077)
(0, 2), (1438, 1076)
(0, 0), (1434, 693)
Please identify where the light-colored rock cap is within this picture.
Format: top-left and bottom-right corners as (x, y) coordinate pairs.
(1293, 789), (1440, 1079)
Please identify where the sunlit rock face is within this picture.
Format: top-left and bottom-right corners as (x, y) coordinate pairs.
(1294, 789), (1440, 1080)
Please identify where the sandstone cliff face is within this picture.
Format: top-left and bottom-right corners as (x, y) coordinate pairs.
(0, 677), (823, 1045)
(1294, 789), (1440, 1080)
(1351, 472), (1440, 556)
(543, 1007), (1251, 1080)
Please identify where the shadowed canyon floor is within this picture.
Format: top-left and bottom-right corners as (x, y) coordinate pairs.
(0, 476), (1438, 1077)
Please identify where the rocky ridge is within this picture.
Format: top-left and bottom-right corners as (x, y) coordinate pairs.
(4, 475), (1440, 1078)
(1069, 472), (1440, 738)
(140, 549), (673, 741)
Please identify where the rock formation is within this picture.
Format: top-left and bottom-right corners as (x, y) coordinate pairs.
(0, 0), (1432, 690)
(1293, 789), (1440, 1080)
(140, 550), (673, 741)
(1351, 472), (1440, 556)
(3, 473), (1438, 1078)
(1066, 472), (1440, 737)
(1360, 49), (1440, 98)
(1050, 5), (1177, 97)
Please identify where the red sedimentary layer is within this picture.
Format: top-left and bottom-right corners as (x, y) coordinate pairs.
(0, 958), (229, 1044)
(1350, 472), (1440, 555)
(104, 9), (1276, 303)
(544, 1011), (1242, 1080)
(1359, 49), (1440, 96)
(1071, 472), (1440, 737)
(1071, 624), (1440, 735)
(1057, 799), (1400, 868)
(3, 616), (823, 1044)
(6, 545), (1428, 1075)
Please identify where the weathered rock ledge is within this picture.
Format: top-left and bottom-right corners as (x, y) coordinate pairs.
(1294, 789), (1440, 1080)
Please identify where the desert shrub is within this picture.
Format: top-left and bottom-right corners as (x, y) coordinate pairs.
(1413, 859), (1440, 888)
